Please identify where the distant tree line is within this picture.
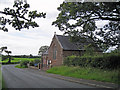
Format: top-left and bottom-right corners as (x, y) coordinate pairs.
(11, 55), (41, 58)
(1, 55), (41, 61)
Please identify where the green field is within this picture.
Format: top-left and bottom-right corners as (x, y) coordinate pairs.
(0, 58), (40, 63)
(47, 66), (120, 84)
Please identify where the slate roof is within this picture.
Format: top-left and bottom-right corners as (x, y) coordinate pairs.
(56, 35), (79, 50)
(56, 35), (94, 51)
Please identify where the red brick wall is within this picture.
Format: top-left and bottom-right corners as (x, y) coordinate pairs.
(48, 35), (63, 66)
(48, 35), (85, 67)
(43, 55), (48, 65)
(63, 50), (82, 60)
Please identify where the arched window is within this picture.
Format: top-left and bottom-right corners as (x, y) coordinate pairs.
(53, 45), (57, 59)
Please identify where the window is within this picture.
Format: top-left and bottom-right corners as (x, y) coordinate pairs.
(53, 45), (57, 59)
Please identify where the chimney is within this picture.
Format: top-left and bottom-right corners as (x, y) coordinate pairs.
(54, 32), (56, 35)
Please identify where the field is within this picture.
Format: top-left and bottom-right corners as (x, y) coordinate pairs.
(47, 66), (120, 84)
(0, 57), (40, 63)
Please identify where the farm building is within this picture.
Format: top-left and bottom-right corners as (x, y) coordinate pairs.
(41, 33), (101, 70)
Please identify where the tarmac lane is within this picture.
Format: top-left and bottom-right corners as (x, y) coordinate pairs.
(2, 64), (96, 88)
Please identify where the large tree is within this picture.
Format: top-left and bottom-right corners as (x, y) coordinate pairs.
(5, 50), (12, 63)
(0, 47), (7, 54)
(0, 47), (12, 63)
(0, 0), (46, 32)
(52, 2), (120, 51)
(38, 45), (49, 56)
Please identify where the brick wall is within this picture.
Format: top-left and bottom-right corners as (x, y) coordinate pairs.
(43, 55), (48, 65)
(63, 50), (82, 59)
(48, 35), (63, 66)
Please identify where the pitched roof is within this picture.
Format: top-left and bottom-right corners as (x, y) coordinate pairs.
(56, 35), (94, 51)
(56, 35), (79, 50)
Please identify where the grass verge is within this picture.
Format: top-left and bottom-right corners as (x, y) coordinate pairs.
(0, 64), (2, 89)
(2, 76), (6, 89)
(15, 65), (28, 68)
(47, 66), (120, 84)
(0, 64), (6, 89)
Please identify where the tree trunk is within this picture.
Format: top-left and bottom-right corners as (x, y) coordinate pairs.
(8, 55), (11, 64)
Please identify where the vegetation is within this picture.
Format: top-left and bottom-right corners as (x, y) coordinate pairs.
(47, 49), (120, 84)
(38, 45), (49, 56)
(0, 57), (41, 68)
(0, 64), (6, 89)
(0, 64), (2, 89)
(64, 51), (120, 70)
(0, 47), (7, 53)
(12, 55), (40, 58)
(0, 58), (40, 63)
(47, 66), (120, 84)
(0, 0), (46, 32)
(15, 64), (27, 68)
(11, 58), (41, 68)
(29, 59), (41, 67)
(0, 46), (12, 64)
(20, 60), (29, 68)
(52, 2), (120, 51)
(4, 50), (12, 63)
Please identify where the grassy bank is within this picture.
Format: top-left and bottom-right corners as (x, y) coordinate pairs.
(47, 66), (120, 84)
(15, 65), (28, 68)
(0, 64), (6, 89)
(0, 64), (2, 89)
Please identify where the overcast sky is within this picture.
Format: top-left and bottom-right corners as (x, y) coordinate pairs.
(0, 0), (64, 55)
(0, 0), (117, 55)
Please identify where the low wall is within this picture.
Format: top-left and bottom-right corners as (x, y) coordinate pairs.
(28, 64), (51, 71)
(28, 66), (39, 70)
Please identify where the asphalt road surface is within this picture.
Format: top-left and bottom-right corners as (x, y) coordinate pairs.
(2, 65), (96, 88)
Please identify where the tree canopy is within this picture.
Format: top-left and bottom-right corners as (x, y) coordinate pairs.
(0, 47), (7, 54)
(38, 45), (49, 56)
(52, 2), (120, 51)
(0, 0), (46, 32)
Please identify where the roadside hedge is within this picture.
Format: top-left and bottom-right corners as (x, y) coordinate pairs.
(64, 52), (120, 69)
(29, 59), (41, 67)
(20, 60), (29, 68)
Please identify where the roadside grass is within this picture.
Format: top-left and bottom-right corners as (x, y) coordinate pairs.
(2, 77), (6, 89)
(47, 66), (120, 84)
(0, 64), (6, 89)
(0, 58), (40, 63)
(15, 65), (28, 68)
(0, 64), (2, 89)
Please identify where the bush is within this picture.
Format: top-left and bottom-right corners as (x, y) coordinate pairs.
(64, 55), (76, 66)
(2, 55), (8, 61)
(34, 59), (41, 64)
(64, 51), (120, 70)
(29, 60), (34, 66)
(20, 60), (29, 68)
(29, 59), (41, 67)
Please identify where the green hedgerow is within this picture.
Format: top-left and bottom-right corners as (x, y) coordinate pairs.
(20, 60), (29, 67)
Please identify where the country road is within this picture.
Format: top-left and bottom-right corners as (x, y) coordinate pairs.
(2, 64), (96, 88)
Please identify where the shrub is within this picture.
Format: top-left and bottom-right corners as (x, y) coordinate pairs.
(33, 59), (41, 67)
(64, 55), (77, 66)
(29, 59), (41, 67)
(34, 59), (41, 64)
(29, 60), (34, 66)
(20, 60), (29, 68)
(63, 52), (120, 70)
